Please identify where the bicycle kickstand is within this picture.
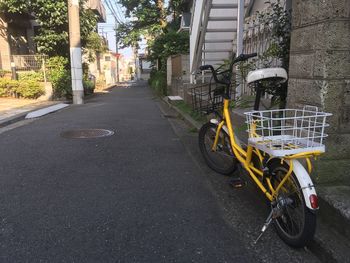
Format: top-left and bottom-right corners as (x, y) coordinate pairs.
(253, 209), (274, 245)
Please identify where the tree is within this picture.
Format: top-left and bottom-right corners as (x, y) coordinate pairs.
(0, 0), (30, 14)
(116, 0), (165, 48)
(119, 0), (165, 28)
(168, 0), (187, 21)
(148, 30), (189, 70)
(116, 0), (189, 67)
(85, 32), (108, 62)
(115, 22), (142, 49)
(0, 0), (99, 57)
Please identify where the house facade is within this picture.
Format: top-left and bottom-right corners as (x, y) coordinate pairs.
(0, 11), (36, 70)
(0, 0), (106, 71)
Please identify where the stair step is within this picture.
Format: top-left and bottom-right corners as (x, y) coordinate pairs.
(202, 49), (232, 53)
(202, 58), (226, 62)
(208, 16), (237, 21)
(207, 28), (237, 33)
(211, 4), (238, 9)
(205, 39), (233, 43)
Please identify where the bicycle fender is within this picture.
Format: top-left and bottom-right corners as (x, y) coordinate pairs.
(210, 119), (226, 131)
(284, 159), (318, 211)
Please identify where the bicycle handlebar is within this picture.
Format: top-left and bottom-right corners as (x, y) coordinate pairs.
(233, 53), (257, 63)
(199, 64), (220, 82)
(199, 53), (257, 85)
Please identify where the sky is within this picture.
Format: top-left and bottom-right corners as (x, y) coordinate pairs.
(98, 14), (132, 58)
(98, 0), (147, 59)
(98, 0), (131, 58)
(98, 0), (163, 59)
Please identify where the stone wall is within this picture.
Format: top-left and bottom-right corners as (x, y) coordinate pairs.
(167, 54), (191, 101)
(287, 0), (350, 184)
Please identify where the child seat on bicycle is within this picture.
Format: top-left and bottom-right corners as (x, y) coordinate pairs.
(247, 68), (288, 85)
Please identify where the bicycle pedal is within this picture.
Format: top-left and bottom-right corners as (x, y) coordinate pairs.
(228, 177), (246, 188)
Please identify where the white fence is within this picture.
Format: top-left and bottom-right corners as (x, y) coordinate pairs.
(11, 54), (48, 72)
(240, 18), (282, 96)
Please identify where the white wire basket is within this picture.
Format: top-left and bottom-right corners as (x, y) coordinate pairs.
(244, 106), (332, 157)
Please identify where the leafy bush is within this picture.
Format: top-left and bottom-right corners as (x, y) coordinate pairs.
(83, 80), (95, 95)
(148, 69), (167, 96)
(148, 30), (190, 70)
(16, 81), (44, 98)
(0, 79), (18, 97)
(84, 32), (108, 62)
(0, 70), (11, 78)
(17, 71), (44, 82)
(0, 78), (44, 99)
(47, 56), (72, 99)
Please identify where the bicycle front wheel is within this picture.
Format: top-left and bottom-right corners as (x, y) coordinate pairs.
(198, 122), (237, 175)
(269, 161), (316, 247)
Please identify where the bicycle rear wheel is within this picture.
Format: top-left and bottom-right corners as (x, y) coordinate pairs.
(198, 122), (237, 175)
(269, 162), (316, 247)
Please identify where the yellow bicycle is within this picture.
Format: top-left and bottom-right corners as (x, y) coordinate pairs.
(197, 54), (331, 247)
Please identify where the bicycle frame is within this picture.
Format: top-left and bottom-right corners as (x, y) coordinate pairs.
(212, 99), (322, 203)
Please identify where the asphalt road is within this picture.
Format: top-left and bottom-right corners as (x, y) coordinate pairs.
(0, 81), (320, 262)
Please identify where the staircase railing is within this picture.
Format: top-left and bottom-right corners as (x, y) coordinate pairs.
(190, 0), (212, 74)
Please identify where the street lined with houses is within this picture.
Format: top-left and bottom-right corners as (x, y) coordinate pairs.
(0, 82), (329, 262)
(0, 82), (253, 262)
(0, 0), (349, 260)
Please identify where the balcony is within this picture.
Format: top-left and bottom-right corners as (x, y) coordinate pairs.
(85, 0), (106, 23)
(178, 13), (191, 32)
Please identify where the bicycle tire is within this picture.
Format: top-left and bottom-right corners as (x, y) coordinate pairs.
(269, 161), (316, 247)
(198, 122), (237, 175)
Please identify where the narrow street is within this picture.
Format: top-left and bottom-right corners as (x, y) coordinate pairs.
(0, 81), (319, 262)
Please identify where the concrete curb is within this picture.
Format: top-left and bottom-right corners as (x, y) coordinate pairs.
(162, 98), (350, 262)
(0, 81), (133, 128)
(0, 101), (66, 128)
(0, 85), (119, 129)
(25, 103), (69, 119)
(161, 97), (202, 131)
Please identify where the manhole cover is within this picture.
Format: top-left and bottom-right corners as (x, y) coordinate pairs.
(61, 129), (114, 139)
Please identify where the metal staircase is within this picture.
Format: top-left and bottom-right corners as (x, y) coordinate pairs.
(190, 0), (249, 76)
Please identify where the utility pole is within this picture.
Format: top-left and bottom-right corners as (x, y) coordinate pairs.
(68, 0), (84, 104)
(115, 23), (120, 83)
(116, 40), (120, 83)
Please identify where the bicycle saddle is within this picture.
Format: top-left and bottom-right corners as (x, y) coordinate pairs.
(247, 68), (288, 85)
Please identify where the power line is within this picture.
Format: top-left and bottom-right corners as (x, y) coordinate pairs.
(106, 0), (125, 25)
(114, 2), (126, 23)
(103, 0), (121, 24)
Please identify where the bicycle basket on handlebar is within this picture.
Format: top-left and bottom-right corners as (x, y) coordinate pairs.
(189, 83), (225, 115)
(245, 106), (332, 157)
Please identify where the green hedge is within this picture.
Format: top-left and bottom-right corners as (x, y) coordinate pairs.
(0, 70), (11, 78)
(47, 56), (72, 99)
(47, 56), (95, 99)
(0, 78), (44, 99)
(148, 70), (167, 96)
(83, 80), (95, 95)
(17, 71), (44, 82)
